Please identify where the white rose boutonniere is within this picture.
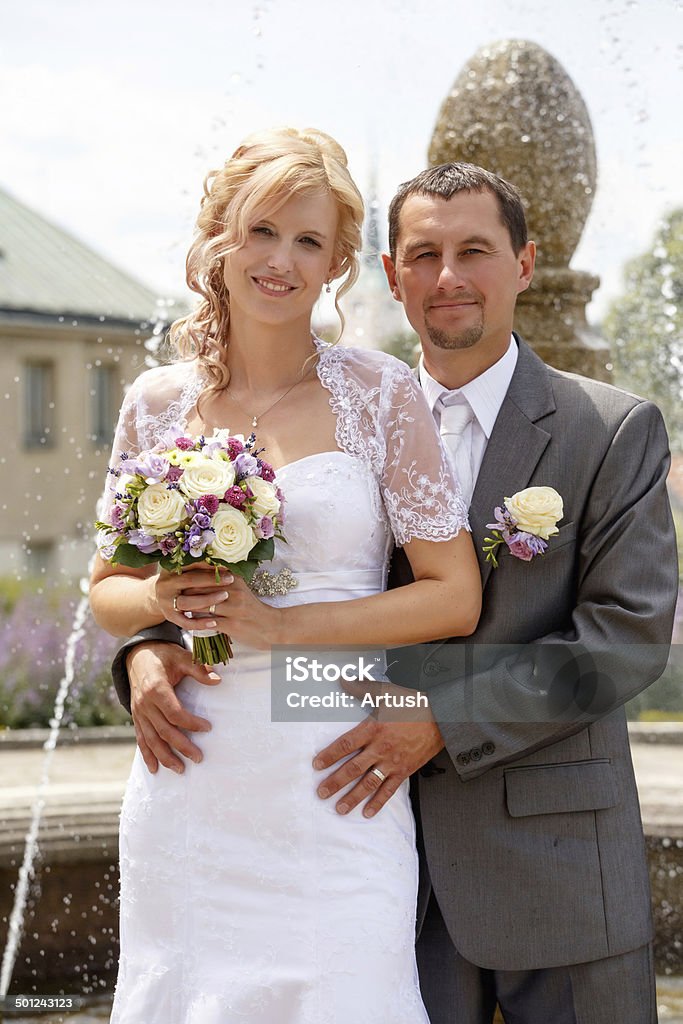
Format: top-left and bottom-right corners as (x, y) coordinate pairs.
(483, 486), (564, 567)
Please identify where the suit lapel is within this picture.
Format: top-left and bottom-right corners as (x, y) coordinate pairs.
(412, 338), (557, 591)
(469, 339), (556, 590)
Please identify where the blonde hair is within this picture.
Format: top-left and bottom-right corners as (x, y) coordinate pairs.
(170, 127), (364, 393)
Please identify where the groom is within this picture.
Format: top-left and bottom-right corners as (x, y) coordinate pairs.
(111, 163), (678, 1022)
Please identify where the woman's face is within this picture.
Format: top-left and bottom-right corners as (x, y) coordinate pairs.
(223, 191), (339, 329)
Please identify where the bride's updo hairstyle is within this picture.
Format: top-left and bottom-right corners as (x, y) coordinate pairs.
(170, 127), (364, 393)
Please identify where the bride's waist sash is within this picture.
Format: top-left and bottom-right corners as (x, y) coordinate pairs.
(250, 566), (384, 600)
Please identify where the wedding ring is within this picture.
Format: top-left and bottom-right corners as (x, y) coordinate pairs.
(208, 604), (217, 615)
(173, 596), (179, 612)
(369, 767), (387, 784)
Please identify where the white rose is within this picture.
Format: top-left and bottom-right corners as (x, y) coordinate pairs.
(116, 473), (135, 495)
(248, 476), (280, 519)
(208, 508), (256, 563)
(137, 483), (188, 536)
(179, 455), (236, 500)
(505, 486), (564, 540)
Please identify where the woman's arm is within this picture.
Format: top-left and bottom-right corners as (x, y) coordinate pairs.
(169, 528), (481, 648)
(90, 527), (480, 645)
(89, 556), (232, 637)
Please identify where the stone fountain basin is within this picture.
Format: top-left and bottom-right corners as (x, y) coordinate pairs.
(1, 724), (682, 994)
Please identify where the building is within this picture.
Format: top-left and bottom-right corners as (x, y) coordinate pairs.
(0, 187), (163, 580)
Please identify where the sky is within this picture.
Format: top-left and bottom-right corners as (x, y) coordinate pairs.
(1, 0), (682, 323)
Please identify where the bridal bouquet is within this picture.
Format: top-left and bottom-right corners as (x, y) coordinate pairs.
(95, 427), (285, 665)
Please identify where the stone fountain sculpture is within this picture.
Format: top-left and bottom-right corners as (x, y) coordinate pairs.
(429, 39), (611, 381)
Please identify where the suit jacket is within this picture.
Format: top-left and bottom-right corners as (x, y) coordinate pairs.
(111, 337), (678, 971)
(390, 337), (678, 970)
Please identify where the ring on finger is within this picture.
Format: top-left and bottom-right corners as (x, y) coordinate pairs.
(208, 604), (216, 615)
(369, 766), (386, 784)
(173, 595), (180, 613)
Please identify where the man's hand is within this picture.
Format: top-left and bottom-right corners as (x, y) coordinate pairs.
(312, 681), (444, 818)
(127, 642), (221, 775)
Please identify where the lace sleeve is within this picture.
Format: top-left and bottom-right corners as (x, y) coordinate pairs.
(377, 359), (470, 548)
(95, 376), (146, 551)
(317, 344), (469, 549)
(95, 362), (204, 547)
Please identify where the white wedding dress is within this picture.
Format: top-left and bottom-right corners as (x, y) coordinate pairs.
(102, 342), (467, 1024)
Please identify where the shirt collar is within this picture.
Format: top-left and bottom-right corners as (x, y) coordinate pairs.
(418, 335), (518, 439)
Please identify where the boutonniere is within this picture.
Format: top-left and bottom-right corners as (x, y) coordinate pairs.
(483, 486), (564, 567)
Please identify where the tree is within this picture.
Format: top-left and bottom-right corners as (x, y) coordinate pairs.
(603, 209), (683, 451)
(380, 330), (421, 367)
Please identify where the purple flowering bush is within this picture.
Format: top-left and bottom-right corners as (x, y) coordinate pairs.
(0, 581), (127, 729)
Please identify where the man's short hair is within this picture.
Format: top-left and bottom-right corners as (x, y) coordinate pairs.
(388, 163), (528, 260)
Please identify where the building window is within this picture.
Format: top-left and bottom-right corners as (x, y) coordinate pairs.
(90, 364), (117, 445)
(25, 541), (54, 577)
(23, 362), (56, 449)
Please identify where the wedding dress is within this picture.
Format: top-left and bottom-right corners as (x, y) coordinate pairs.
(102, 341), (468, 1024)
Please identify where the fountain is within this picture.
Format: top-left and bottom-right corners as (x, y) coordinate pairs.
(429, 39), (611, 381)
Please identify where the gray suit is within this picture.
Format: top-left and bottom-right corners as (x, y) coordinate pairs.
(389, 337), (677, 1021)
(111, 338), (678, 1022)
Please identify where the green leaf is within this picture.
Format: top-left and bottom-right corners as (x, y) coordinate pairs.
(111, 544), (160, 569)
(249, 538), (275, 562)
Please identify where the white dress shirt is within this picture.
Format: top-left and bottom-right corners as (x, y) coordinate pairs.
(419, 336), (518, 505)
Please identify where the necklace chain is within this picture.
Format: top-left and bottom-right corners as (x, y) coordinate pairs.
(227, 361), (316, 429)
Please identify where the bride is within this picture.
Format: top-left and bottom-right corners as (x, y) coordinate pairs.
(90, 127), (481, 1024)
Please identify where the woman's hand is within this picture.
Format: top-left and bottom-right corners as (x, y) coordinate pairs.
(152, 564), (234, 632)
(162, 568), (285, 649)
(205, 576), (285, 649)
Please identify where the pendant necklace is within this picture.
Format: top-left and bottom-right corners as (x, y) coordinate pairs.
(227, 362), (316, 429)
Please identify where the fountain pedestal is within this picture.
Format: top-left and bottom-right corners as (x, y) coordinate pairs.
(429, 39), (612, 381)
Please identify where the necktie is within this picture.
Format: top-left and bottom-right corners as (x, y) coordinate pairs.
(439, 396), (474, 505)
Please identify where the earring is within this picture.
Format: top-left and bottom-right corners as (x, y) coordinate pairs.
(325, 282), (331, 294)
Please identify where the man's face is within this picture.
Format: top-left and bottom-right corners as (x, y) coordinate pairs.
(383, 190), (535, 370)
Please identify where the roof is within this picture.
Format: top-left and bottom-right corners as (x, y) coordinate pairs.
(0, 186), (159, 324)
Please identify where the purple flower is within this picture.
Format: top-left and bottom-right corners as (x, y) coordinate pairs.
(234, 452), (259, 479)
(175, 437), (195, 451)
(128, 530), (161, 554)
(192, 511), (212, 530)
(276, 488), (287, 526)
(224, 485), (247, 509)
(96, 532), (116, 560)
(166, 466), (184, 483)
(200, 494), (220, 516)
(160, 534), (177, 555)
(128, 453), (170, 484)
(183, 526), (215, 557)
(257, 459), (276, 482)
(227, 438), (244, 459)
(157, 425), (186, 448)
(255, 515), (275, 540)
(486, 506), (517, 532)
(505, 531), (547, 562)
(110, 504), (126, 530)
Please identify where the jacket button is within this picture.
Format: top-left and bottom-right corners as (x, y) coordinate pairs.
(423, 661), (443, 677)
(482, 742), (495, 756)
(470, 747), (482, 761)
(456, 752), (471, 766)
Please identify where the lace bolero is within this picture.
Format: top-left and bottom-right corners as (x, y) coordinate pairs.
(99, 341), (469, 548)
